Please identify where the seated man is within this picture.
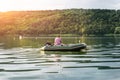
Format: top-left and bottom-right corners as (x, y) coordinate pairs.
(54, 35), (62, 46)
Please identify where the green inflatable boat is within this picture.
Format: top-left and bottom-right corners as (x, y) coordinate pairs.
(40, 43), (87, 51)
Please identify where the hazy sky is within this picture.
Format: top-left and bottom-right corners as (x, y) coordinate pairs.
(0, 0), (120, 12)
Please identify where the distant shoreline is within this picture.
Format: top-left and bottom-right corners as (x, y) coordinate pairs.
(2, 34), (120, 38)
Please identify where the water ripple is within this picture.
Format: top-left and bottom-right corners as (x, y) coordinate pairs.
(0, 46), (120, 80)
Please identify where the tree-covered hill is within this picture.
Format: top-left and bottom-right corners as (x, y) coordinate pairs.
(0, 9), (120, 36)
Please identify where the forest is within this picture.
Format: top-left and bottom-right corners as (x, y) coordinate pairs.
(0, 9), (120, 36)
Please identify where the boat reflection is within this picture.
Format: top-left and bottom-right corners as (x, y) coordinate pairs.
(39, 50), (87, 62)
(40, 50), (87, 56)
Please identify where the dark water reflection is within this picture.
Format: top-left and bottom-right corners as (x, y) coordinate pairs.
(0, 36), (120, 80)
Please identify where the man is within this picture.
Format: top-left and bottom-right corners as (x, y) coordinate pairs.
(54, 35), (62, 46)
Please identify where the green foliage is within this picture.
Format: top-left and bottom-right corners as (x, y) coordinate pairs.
(0, 9), (120, 36)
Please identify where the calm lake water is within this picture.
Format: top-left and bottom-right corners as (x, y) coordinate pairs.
(0, 36), (120, 80)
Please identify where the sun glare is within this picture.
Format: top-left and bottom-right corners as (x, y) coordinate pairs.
(0, 0), (12, 12)
(0, 0), (66, 12)
(0, 8), (10, 12)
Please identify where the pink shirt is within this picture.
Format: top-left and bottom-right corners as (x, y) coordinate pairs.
(54, 37), (62, 45)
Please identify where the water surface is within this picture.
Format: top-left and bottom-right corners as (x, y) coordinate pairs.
(0, 36), (120, 80)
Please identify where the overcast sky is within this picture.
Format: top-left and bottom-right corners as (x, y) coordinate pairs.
(0, 0), (120, 12)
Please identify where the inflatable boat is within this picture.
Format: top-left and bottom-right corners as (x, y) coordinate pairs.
(40, 43), (87, 51)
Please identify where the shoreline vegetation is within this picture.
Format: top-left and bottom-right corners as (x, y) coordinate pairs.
(3, 34), (120, 38)
(25, 34), (120, 37)
(0, 9), (120, 36)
